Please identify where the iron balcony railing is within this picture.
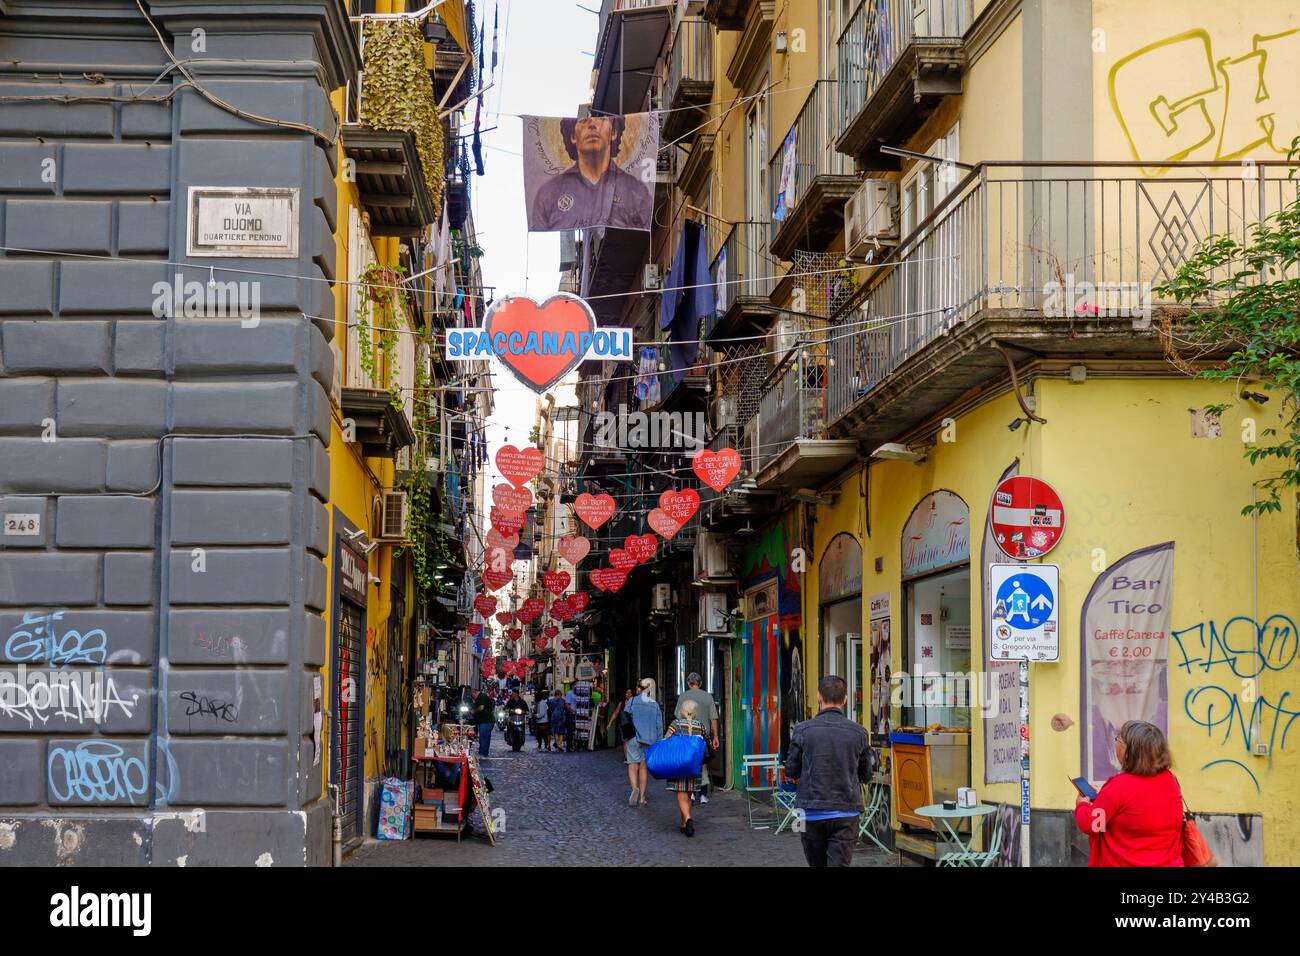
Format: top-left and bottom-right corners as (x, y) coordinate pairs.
(837, 0), (971, 137)
(769, 80), (852, 239)
(755, 350), (827, 473)
(826, 161), (1300, 423)
(665, 16), (713, 106)
(708, 221), (776, 334)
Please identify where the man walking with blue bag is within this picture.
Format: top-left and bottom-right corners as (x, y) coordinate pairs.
(783, 676), (874, 867)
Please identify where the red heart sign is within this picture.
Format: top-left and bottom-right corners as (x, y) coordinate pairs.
(495, 611), (515, 626)
(551, 597), (574, 621)
(692, 447), (742, 492)
(543, 624), (559, 639)
(624, 533), (657, 563)
(492, 483), (533, 515)
(507, 627), (523, 641)
(483, 294), (596, 393)
(467, 622), (483, 637)
(590, 567), (627, 592)
(485, 528), (520, 553)
(485, 545), (513, 573)
(490, 507), (525, 536)
(570, 591), (589, 612)
(543, 570), (571, 595)
(660, 488), (699, 524)
(534, 637), (550, 650)
(589, 570), (608, 593)
(517, 597), (544, 623)
(496, 444), (544, 489)
(574, 493), (616, 530)
(557, 535), (590, 565)
(647, 508), (681, 539)
(483, 568), (512, 592)
(609, 548), (636, 571)
(561, 639), (572, 651)
(473, 595), (497, 618)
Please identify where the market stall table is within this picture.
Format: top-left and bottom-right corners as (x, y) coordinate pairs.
(914, 803), (996, 866)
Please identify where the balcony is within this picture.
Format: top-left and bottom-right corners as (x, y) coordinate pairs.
(725, 0), (774, 91)
(677, 133), (715, 200)
(341, 126), (437, 238)
(704, 221), (777, 344)
(698, 423), (777, 529)
(751, 343), (857, 489)
(662, 17), (714, 143)
(583, 226), (650, 326)
(826, 161), (1300, 448)
(445, 138), (471, 229)
(836, 0), (970, 169)
(768, 80), (858, 259)
(592, 0), (673, 115)
(702, 0), (747, 30)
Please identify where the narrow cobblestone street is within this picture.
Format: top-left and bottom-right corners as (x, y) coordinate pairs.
(346, 734), (896, 867)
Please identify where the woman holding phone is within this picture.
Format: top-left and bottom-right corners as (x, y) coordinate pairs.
(1073, 720), (1185, 866)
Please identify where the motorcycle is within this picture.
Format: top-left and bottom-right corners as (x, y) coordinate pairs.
(504, 703), (528, 751)
(494, 703), (507, 731)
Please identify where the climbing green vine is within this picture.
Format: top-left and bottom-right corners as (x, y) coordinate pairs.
(355, 261), (406, 407)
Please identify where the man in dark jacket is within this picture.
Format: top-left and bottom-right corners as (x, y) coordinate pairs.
(783, 675), (874, 867)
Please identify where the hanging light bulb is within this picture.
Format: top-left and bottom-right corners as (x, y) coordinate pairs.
(207, 267), (216, 290)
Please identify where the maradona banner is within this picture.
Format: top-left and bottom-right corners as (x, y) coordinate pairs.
(521, 113), (657, 232)
(445, 293), (632, 393)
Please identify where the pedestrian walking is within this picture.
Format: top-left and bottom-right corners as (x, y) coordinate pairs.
(624, 678), (663, 808)
(605, 688), (635, 758)
(675, 672), (719, 804)
(532, 691), (551, 750)
(662, 699), (708, 837)
(472, 686), (496, 758)
(1074, 719), (1186, 867)
(564, 683), (580, 751)
(546, 689), (567, 752)
(783, 675), (873, 868)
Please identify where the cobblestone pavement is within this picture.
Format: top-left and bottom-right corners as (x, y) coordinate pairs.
(346, 732), (896, 867)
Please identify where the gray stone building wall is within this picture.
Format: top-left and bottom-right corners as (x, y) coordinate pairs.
(0, 0), (357, 865)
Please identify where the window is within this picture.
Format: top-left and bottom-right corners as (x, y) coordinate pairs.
(899, 121), (960, 235)
(346, 205), (377, 389)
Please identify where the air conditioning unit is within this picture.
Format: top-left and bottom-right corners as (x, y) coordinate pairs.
(769, 317), (801, 367)
(698, 591), (731, 634)
(377, 491), (408, 541)
(643, 263), (662, 291)
(694, 531), (734, 582)
(652, 583), (673, 612)
(845, 178), (899, 260)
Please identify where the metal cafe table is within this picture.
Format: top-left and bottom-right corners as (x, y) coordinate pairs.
(914, 802), (997, 866)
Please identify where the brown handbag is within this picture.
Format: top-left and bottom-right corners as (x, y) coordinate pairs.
(1181, 801), (1218, 867)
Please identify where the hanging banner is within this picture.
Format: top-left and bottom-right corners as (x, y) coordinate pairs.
(772, 127), (798, 222)
(981, 461), (1022, 784)
(1080, 542), (1174, 782)
(522, 113), (656, 232)
(446, 293), (632, 393)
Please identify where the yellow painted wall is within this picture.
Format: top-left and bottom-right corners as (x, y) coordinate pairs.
(959, 11), (1022, 163)
(807, 378), (1300, 862)
(1093, 1), (1300, 166)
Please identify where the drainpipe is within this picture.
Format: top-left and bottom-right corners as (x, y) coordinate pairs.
(329, 783), (343, 867)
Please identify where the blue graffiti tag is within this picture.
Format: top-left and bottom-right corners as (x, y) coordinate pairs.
(4, 610), (107, 666)
(1171, 614), (1297, 678)
(47, 741), (149, 804)
(1200, 758), (1262, 794)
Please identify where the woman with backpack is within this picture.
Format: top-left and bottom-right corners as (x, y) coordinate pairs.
(531, 691), (551, 751)
(662, 698), (709, 837)
(624, 678), (663, 808)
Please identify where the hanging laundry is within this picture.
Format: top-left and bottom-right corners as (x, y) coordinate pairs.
(658, 220), (714, 382)
(634, 346), (661, 403)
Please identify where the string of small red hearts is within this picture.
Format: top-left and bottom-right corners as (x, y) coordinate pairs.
(470, 442), (742, 654)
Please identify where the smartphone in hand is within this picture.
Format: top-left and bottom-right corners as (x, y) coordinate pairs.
(1070, 776), (1098, 800)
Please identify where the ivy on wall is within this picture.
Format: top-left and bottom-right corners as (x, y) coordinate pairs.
(360, 19), (445, 215)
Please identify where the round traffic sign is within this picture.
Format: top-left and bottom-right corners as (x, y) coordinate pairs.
(990, 475), (1065, 559)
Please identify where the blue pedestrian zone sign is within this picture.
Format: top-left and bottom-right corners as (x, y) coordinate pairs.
(989, 564), (1060, 662)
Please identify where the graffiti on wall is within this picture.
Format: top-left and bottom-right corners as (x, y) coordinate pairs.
(1172, 613), (1299, 793)
(1109, 27), (1300, 166)
(5, 610), (107, 665)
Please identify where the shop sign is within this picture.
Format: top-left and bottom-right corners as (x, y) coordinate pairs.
(990, 475), (1065, 559)
(989, 564), (1059, 661)
(338, 540), (368, 604)
(1080, 542), (1173, 782)
(819, 532), (863, 604)
(186, 186), (299, 258)
(901, 491), (970, 578)
(444, 293), (633, 393)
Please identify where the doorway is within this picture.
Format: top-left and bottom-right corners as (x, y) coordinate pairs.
(822, 598), (864, 723)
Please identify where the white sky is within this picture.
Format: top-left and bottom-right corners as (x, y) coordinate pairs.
(474, 0), (595, 487)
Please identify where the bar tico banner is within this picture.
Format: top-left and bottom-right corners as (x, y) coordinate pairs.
(521, 113), (657, 232)
(1080, 541), (1174, 782)
(445, 292), (632, 393)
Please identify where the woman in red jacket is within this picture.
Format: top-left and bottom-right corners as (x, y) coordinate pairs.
(1074, 720), (1184, 866)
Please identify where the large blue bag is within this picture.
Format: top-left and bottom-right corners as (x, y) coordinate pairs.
(645, 734), (707, 780)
